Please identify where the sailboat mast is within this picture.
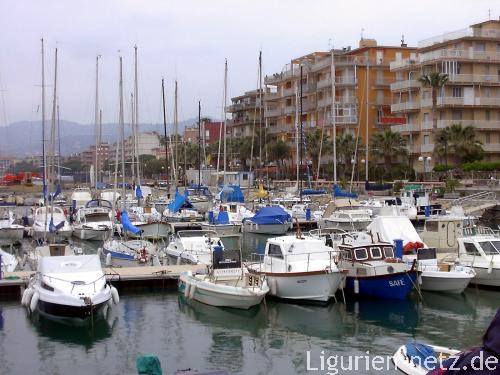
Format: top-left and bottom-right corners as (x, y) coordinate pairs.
(295, 80), (299, 188)
(198, 101), (201, 188)
(119, 56), (125, 202)
(365, 57), (369, 182)
(299, 65), (303, 202)
(134, 45), (140, 186)
(174, 80), (178, 179)
(330, 50), (337, 186)
(57, 104), (61, 181)
(50, 48), (58, 189)
(223, 59), (228, 184)
(161, 78), (169, 190)
(41, 39), (47, 205)
(258, 51), (262, 173)
(130, 93), (135, 184)
(94, 55), (100, 190)
(99, 109), (102, 185)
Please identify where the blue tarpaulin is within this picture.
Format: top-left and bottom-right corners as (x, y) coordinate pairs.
(218, 184), (244, 203)
(217, 211), (230, 224)
(244, 206), (291, 225)
(167, 191), (194, 213)
(49, 216), (65, 233)
(405, 342), (438, 371)
(301, 188), (327, 196)
(136, 185), (143, 199)
(120, 212), (141, 235)
(333, 184), (358, 199)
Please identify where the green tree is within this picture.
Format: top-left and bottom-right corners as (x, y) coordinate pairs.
(268, 140), (291, 179)
(336, 133), (356, 179)
(371, 129), (408, 179)
(62, 159), (88, 173)
(419, 72), (449, 136)
(305, 128), (332, 175)
(435, 123), (483, 166)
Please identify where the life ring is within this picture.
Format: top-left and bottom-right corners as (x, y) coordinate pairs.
(403, 241), (424, 254)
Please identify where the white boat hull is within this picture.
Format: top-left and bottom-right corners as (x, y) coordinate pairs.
(179, 272), (268, 309)
(128, 222), (170, 239)
(319, 219), (370, 231)
(471, 266), (500, 287)
(264, 271), (343, 302)
(420, 271), (474, 294)
(392, 344), (459, 375)
(242, 221), (290, 235)
(200, 223), (241, 236)
(32, 228), (73, 242)
(73, 227), (112, 241)
(0, 227), (24, 244)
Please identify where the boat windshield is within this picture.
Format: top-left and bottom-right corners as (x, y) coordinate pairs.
(479, 241), (500, 255)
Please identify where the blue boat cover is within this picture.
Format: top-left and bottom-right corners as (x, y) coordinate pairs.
(405, 342), (438, 370)
(49, 216), (65, 233)
(189, 184), (212, 197)
(301, 188), (327, 196)
(135, 185), (143, 199)
(244, 206), (291, 225)
(218, 184), (244, 203)
(95, 181), (106, 189)
(167, 191), (194, 213)
(217, 211), (230, 224)
(333, 184), (358, 198)
(121, 211), (141, 235)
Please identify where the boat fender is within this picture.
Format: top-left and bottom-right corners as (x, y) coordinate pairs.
(105, 253), (112, 267)
(269, 278), (277, 295)
(488, 261), (493, 274)
(418, 275), (423, 285)
(97, 247), (103, 257)
(111, 286), (120, 304)
(22, 287), (34, 307)
(189, 282), (196, 299)
(30, 291), (39, 312)
(184, 281), (191, 298)
(354, 279), (359, 294)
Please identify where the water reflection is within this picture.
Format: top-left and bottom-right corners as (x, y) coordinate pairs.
(0, 307), (3, 331)
(31, 312), (116, 348)
(345, 297), (420, 334)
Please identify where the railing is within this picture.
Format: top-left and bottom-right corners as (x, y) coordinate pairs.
(421, 120), (500, 130)
(420, 97), (500, 107)
(248, 249), (338, 274)
(448, 74), (500, 84)
(391, 101), (420, 112)
(265, 108), (283, 117)
(318, 96), (358, 108)
(420, 144), (434, 153)
(452, 192), (497, 208)
(460, 225), (497, 237)
(391, 50), (500, 70)
(418, 27), (500, 48)
(392, 124), (418, 133)
(390, 80), (420, 91)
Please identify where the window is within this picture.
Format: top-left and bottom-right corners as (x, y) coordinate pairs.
(423, 134), (430, 144)
(464, 242), (480, 256)
(242, 173), (248, 180)
(343, 249), (352, 261)
(395, 52), (402, 61)
(479, 241), (500, 255)
(268, 244), (283, 259)
(486, 110), (490, 121)
(452, 87), (463, 97)
(396, 72), (403, 81)
(484, 87), (491, 98)
(426, 221), (439, 232)
(474, 42), (486, 52)
(486, 132), (491, 144)
(423, 113), (429, 122)
(383, 247), (394, 258)
(452, 110), (462, 121)
(354, 247), (368, 261)
(376, 50), (384, 65)
(370, 247), (382, 259)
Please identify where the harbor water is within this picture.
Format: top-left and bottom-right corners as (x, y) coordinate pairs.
(0, 234), (498, 374)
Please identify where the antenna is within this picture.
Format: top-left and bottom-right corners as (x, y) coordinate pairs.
(360, 28), (364, 40)
(488, 8), (491, 20)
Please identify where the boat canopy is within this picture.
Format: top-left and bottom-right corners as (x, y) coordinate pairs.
(244, 206), (291, 225)
(121, 211), (141, 235)
(218, 184), (244, 203)
(367, 215), (425, 247)
(167, 191), (194, 213)
(301, 188), (327, 196)
(333, 184), (358, 198)
(217, 211), (230, 224)
(39, 254), (102, 274)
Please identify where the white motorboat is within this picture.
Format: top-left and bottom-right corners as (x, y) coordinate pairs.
(0, 248), (18, 273)
(319, 198), (372, 231)
(201, 209), (241, 236)
(178, 249), (268, 309)
(404, 247), (475, 294)
(166, 230), (223, 265)
(30, 206), (73, 241)
(247, 235), (345, 302)
(73, 199), (113, 241)
(22, 254), (119, 319)
(70, 187), (92, 210)
(0, 210), (24, 244)
(27, 242), (83, 271)
(367, 215), (476, 294)
(392, 342), (459, 375)
(241, 206), (292, 235)
(102, 239), (159, 266)
(457, 226), (500, 287)
(127, 206), (169, 239)
(100, 190), (121, 206)
(163, 191), (204, 222)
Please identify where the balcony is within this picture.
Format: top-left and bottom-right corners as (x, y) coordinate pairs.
(418, 27), (500, 48)
(374, 97), (392, 106)
(373, 78), (392, 87)
(420, 97), (500, 108)
(421, 144), (434, 153)
(448, 74), (500, 85)
(265, 108), (283, 118)
(267, 124), (295, 135)
(422, 120), (500, 130)
(483, 144), (500, 153)
(390, 80), (420, 91)
(317, 96), (358, 108)
(317, 76), (357, 89)
(392, 124), (419, 133)
(391, 101), (420, 112)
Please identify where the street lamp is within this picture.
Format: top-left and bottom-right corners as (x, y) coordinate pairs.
(418, 156), (431, 181)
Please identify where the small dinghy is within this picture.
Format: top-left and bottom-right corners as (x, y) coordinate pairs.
(179, 249), (268, 309)
(392, 342), (459, 375)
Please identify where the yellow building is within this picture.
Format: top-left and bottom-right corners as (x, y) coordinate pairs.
(390, 19), (500, 170)
(263, 39), (415, 173)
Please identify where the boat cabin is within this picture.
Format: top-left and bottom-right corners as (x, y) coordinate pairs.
(338, 242), (396, 263)
(458, 227), (500, 260)
(420, 217), (463, 250)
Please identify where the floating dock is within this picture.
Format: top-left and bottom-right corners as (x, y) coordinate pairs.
(0, 264), (205, 299)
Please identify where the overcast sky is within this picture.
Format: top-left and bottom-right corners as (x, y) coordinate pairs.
(0, 0), (498, 127)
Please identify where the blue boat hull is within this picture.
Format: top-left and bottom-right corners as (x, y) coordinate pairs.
(345, 271), (418, 300)
(102, 247), (135, 261)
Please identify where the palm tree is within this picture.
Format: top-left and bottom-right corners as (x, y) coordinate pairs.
(268, 140), (291, 179)
(371, 129), (408, 179)
(419, 72), (449, 135)
(336, 133), (356, 179)
(305, 128), (332, 176)
(435, 123), (483, 166)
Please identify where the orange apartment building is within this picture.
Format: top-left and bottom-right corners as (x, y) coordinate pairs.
(390, 19), (500, 170)
(262, 39), (416, 172)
